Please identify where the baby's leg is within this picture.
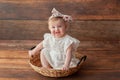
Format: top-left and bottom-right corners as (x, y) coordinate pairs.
(40, 52), (52, 68)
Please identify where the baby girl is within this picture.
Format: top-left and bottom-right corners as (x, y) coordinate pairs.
(29, 8), (80, 70)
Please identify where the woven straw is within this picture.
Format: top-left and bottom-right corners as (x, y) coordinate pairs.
(29, 51), (86, 77)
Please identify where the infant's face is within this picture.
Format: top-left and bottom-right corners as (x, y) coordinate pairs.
(49, 20), (66, 38)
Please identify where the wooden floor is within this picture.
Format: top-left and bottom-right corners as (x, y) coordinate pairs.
(0, 41), (120, 80)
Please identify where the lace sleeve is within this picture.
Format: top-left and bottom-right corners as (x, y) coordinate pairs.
(43, 33), (51, 48)
(72, 38), (80, 51)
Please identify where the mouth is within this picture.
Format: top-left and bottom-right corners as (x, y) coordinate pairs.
(55, 32), (60, 34)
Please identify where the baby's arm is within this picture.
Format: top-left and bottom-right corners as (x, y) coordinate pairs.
(63, 44), (73, 70)
(29, 41), (43, 57)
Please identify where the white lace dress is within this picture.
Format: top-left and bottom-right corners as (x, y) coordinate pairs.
(41, 33), (80, 69)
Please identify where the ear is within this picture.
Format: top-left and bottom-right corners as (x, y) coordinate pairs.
(48, 26), (51, 30)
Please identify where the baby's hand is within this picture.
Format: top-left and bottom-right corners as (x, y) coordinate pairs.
(28, 50), (34, 58)
(62, 65), (69, 70)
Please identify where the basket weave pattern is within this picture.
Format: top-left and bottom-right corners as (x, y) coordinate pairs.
(29, 52), (86, 77)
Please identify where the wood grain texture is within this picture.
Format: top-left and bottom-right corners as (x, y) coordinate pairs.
(0, 50), (28, 58)
(0, 69), (119, 80)
(0, 0), (120, 80)
(0, 50), (119, 80)
(0, 0), (119, 20)
(0, 20), (120, 40)
(0, 59), (30, 69)
(0, 50), (120, 70)
(0, 40), (120, 51)
(0, 20), (49, 40)
(80, 51), (120, 70)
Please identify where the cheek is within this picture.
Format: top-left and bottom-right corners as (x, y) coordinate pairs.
(50, 29), (55, 34)
(61, 28), (66, 32)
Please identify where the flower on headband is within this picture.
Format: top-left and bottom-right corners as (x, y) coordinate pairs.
(49, 8), (72, 22)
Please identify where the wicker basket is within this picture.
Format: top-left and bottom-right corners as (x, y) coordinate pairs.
(29, 47), (87, 77)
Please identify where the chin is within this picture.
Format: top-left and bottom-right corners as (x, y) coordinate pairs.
(54, 35), (61, 38)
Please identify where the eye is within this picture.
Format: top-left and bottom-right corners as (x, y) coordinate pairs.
(52, 26), (55, 28)
(58, 26), (62, 28)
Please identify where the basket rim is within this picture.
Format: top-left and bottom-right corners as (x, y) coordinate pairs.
(29, 56), (85, 72)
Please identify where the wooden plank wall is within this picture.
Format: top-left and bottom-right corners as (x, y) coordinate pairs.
(0, 0), (120, 50)
(0, 0), (120, 80)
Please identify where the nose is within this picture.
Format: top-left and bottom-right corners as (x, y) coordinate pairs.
(55, 27), (59, 31)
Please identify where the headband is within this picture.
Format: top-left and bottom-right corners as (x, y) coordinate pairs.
(49, 8), (72, 22)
